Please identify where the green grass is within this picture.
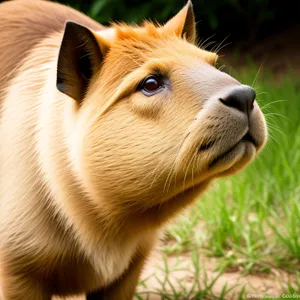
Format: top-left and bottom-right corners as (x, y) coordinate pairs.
(137, 65), (300, 298)
(136, 251), (246, 300)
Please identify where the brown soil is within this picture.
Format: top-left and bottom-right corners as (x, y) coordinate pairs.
(137, 249), (294, 299)
(53, 245), (295, 300)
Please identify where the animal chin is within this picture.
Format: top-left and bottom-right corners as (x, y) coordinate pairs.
(208, 132), (257, 169)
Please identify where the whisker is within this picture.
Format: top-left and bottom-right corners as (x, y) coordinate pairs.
(256, 91), (268, 96)
(261, 99), (287, 111)
(251, 60), (266, 89)
(211, 34), (231, 53)
(201, 41), (217, 51)
(267, 124), (286, 138)
(264, 112), (289, 121)
(191, 151), (197, 189)
(182, 150), (198, 192)
(148, 147), (173, 190)
(218, 64), (226, 72)
(215, 42), (232, 54)
(163, 131), (192, 194)
(197, 34), (216, 49)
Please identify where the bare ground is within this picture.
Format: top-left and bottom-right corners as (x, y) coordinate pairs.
(53, 244), (295, 300)
(136, 249), (294, 299)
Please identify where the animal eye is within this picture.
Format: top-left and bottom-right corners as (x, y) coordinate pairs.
(140, 75), (163, 96)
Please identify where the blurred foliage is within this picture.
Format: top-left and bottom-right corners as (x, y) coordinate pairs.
(57, 0), (298, 47)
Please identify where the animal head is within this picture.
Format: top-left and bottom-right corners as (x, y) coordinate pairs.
(57, 1), (267, 219)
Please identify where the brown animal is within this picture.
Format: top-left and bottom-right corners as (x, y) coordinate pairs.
(0, 0), (267, 299)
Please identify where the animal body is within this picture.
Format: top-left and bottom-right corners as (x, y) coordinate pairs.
(0, 0), (267, 299)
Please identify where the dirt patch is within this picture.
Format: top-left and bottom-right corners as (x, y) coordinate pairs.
(53, 247), (294, 300)
(137, 249), (293, 299)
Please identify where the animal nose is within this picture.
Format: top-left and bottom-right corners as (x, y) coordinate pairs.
(219, 85), (256, 115)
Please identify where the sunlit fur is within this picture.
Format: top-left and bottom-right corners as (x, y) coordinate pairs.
(0, 0), (267, 298)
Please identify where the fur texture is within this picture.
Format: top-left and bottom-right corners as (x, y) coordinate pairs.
(0, 0), (267, 299)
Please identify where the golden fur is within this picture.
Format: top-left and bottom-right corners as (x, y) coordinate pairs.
(0, 0), (267, 299)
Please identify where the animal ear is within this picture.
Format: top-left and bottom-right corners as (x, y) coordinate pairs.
(163, 0), (196, 44)
(57, 21), (109, 102)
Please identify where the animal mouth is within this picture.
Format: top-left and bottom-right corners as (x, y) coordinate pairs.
(207, 131), (257, 168)
(198, 140), (215, 151)
(240, 132), (256, 146)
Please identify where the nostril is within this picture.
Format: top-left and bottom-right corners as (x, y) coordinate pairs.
(248, 88), (256, 110)
(219, 86), (256, 115)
